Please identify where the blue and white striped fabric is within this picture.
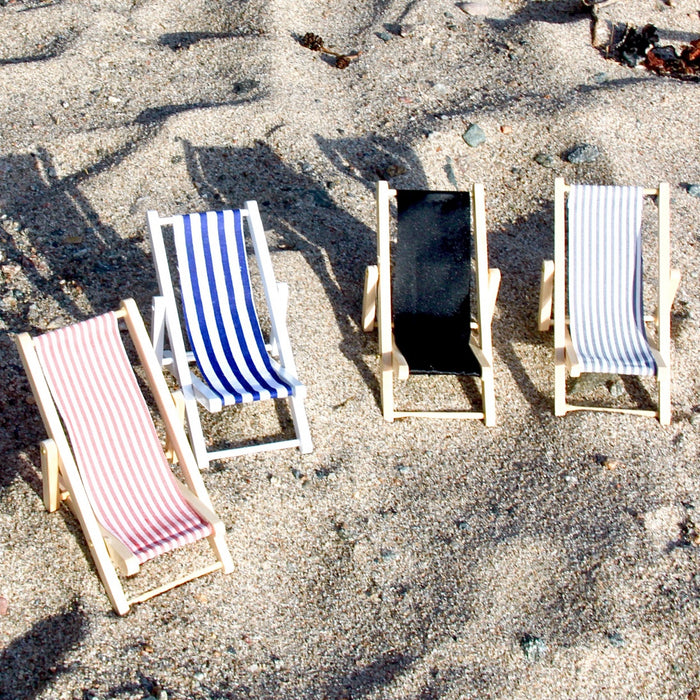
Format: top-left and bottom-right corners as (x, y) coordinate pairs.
(568, 185), (656, 376)
(173, 209), (302, 405)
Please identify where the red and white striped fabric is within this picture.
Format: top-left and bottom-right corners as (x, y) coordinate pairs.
(34, 312), (213, 564)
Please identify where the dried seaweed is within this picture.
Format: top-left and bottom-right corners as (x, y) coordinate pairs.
(299, 32), (359, 69)
(601, 23), (700, 81)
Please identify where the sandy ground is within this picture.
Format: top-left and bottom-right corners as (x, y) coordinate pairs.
(1, 0), (699, 698)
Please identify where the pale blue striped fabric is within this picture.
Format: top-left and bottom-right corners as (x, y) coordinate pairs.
(568, 185), (656, 376)
(172, 209), (302, 405)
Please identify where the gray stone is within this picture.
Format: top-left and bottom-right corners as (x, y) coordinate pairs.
(520, 634), (547, 661)
(462, 123), (486, 147)
(608, 378), (625, 398)
(566, 143), (601, 164)
(377, 32), (392, 42)
(607, 631), (625, 647)
(686, 184), (700, 198)
(457, 1), (491, 16)
(534, 152), (556, 168)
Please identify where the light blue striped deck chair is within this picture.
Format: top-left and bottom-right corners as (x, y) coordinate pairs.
(148, 203), (313, 470)
(538, 178), (680, 424)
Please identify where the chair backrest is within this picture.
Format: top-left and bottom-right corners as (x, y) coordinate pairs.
(171, 209), (295, 404)
(392, 189), (480, 375)
(33, 311), (213, 563)
(567, 184), (656, 376)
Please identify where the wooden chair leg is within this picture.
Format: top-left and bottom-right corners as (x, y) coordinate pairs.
(40, 439), (61, 512)
(164, 391), (186, 463)
(538, 260), (554, 332)
(481, 369), (496, 427)
(554, 348), (568, 417)
(362, 265), (378, 332)
(289, 394), (313, 454)
(658, 371), (671, 425)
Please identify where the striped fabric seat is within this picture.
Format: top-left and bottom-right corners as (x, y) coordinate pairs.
(34, 312), (214, 564)
(567, 184), (656, 376)
(172, 209), (303, 406)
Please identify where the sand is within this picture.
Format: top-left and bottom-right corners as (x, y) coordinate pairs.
(1, 0), (699, 697)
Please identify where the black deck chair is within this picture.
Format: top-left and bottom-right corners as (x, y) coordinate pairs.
(363, 181), (500, 424)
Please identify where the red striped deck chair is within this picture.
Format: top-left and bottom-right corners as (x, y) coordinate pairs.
(362, 181), (501, 425)
(538, 178), (681, 424)
(15, 299), (234, 615)
(148, 202), (312, 470)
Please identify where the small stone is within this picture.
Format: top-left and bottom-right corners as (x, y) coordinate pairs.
(686, 184), (700, 199)
(380, 549), (397, 561)
(0, 595), (8, 615)
(396, 464), (412, 474)
(457, 1), (491, 16)
(520, 634), (547, 661)
(603, 458), (624, 471)
(291, 468), (304, 480)
(193, 671), (205, 682)
(608, 378), (625, 397)
(592, 72), (609, 84)
(377, 31), (392, 41)
(534, 152), (556, 168)
(607, 631), (625, 647)
(462, 123), (486, 147)
(566, 143), (601, 164)
(456, 520), (471, 531)
(500, 124), (513, 134)
(378, 163), (407, 179)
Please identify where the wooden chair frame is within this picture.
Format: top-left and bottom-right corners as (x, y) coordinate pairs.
(148, 201), (313, 470)
(538, 178), (681, 424)
(15, 299), (234, 615)
(363, 181), (500, 425)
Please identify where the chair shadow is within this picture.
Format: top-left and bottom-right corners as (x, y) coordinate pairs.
(180, 137), (430, 407)
(0, 599), (85, 700)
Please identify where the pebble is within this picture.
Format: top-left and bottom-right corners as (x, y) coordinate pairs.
(534, 152), (556, 168)
(377, 32), (392, 42)
(608, 378), (625, 397)
(607, 631), (625, 647)
(520, 633), (547, 661)
(462, 123), (486, 147)
(566, 143), (601, 164)
(193, 671), (205, 682)
(686, 184), (700, 198)
(457, 1), (491, 16)
(0, 595), (8, 615)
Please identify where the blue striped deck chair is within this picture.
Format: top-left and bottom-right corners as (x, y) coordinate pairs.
(538, 178), (681, 424)
(148, 202), (313, 469)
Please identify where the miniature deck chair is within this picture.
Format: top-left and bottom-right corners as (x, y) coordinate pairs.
(148, 204), (313, 470)
(15, 299), (234, 616)
(362, 181), (500, 424)
(538, 178), (681, 424)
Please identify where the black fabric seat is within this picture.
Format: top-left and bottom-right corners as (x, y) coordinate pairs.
(393, 190), (481, 376)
